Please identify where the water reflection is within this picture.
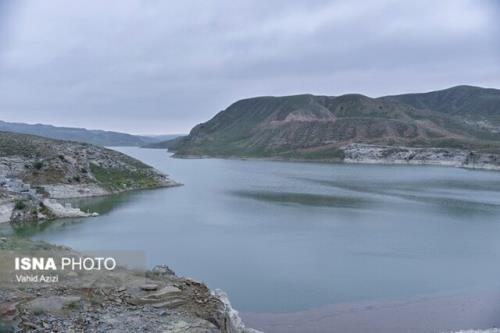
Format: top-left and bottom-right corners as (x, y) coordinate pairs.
(12, 191), (140, 237)
(230, 190), (372, 208)
(298, 178), (500, 216)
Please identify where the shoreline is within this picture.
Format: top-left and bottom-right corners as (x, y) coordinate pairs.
(0, 177), (181, 225)
(42, 180), (182, 200)
(242, 290), (500, 333)
(168, 152), (500, 172)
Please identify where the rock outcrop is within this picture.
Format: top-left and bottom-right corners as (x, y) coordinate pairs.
(0, 237), (258, 333)
(343, 144), (500, 170)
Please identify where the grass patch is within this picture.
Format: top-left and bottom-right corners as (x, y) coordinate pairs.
(89, 163), (160, 192)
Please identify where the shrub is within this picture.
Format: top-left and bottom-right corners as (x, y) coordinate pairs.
(33, 161), (44, 170)
(14, 201), (26, 210)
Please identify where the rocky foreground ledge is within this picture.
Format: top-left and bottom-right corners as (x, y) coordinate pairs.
(0, 237), (259, 333)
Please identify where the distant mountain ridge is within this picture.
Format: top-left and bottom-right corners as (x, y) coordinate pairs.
(143, 136), (186, 149)
(0, 120), (178, 147)
(170, 85), (500, 160)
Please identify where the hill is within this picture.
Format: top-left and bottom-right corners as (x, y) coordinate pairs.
(0, 131), (175, 194)
(0, 120), (172, 147)
(0, 131), (177, 223)
(170, 86), (500, 162)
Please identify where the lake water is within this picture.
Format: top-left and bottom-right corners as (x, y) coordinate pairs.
(27, 147), (500, 313)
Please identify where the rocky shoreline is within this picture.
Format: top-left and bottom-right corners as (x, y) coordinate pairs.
(342, 144), (500, 171)
(0, 237), (259, 333)
(171, 144), (500, 171)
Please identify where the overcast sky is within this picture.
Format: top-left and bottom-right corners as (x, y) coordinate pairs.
(0, 0), (499, 134)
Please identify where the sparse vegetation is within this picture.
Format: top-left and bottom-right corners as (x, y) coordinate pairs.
(173, 86), (500, 159)
(0, 131), (169, 190)
(89, 163), (161, 192)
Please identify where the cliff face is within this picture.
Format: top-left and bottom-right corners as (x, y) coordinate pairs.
(0, 131), (178, 224)
(171, 86), (500, 162)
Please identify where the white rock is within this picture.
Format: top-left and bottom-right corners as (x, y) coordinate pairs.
(212, 289), (263, 333)
(0, 201), (14, 223)
(43, 199), (89, 218)
(42, 184), (109, 199)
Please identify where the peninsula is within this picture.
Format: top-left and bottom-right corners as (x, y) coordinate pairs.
(0, 131), (177, 225)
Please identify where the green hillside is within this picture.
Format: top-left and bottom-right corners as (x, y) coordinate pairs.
(171, 86), (500, 159)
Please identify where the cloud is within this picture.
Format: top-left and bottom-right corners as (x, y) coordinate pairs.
(0, 0), (498, 133)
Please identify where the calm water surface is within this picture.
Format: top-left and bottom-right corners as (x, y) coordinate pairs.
(27, 148), (500, 313)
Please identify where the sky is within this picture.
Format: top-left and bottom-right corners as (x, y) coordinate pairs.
(0, 0), (499, 134)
